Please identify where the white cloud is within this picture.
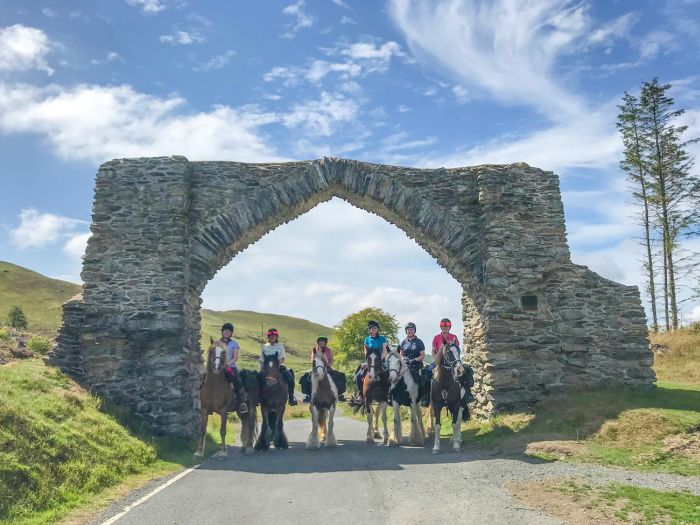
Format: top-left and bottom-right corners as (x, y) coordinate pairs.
(281, 0), (315, 38)
(0, 82), (282, 163)
(194, 50), (236, 71)
(638, 30), (676, 60)
(0, 24), (54, 74)
(332, 0), (352, 10)
(588, 12), (639, 44)
(159, 30), (204, 45)
(10, 209), (87, 249)
(282, 92), (359, 136)
(451, 85), (469, 104)
(340, 15), (357, 24)
(389, 0), (591, 120)
(63, 232), (91, 260)
(41, 7), (58, 18)
(126, 0), (166, 13)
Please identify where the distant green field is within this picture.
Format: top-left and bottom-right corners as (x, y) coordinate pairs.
(200, 309), (333, 372)
(0, 261), (81, 337)
(0, 261), (333, 372)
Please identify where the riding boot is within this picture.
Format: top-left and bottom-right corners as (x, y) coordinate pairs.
(233, 372), (249, 414)
(285, 368), (297, 406)
(460, 392), (470, 421)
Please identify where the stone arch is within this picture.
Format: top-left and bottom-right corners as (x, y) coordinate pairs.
(50, 156), (654, 436)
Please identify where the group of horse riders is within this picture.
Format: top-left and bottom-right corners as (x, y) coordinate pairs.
(216, 317), (474, 420)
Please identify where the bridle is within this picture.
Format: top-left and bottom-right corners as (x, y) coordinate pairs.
(439, 345), (463, 379)
(387, 350), (409, 384)
(367, 353), (382, 381)
(209, 345), (225, 373)
(313, 355), (327, 377)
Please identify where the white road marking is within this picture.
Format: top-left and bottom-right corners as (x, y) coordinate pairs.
(99, 466), (198, 525)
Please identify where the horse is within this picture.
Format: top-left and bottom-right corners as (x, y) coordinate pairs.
(430, 342), (466, 454)
(195, 337), (237, 458)
(306, 350), (338, 449)
(237, 369), (260, 454)
(348, 352), (390, 444)
(386, 350), (425, 447)
(254, 352), (289, 451)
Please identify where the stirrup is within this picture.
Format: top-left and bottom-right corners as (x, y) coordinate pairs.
(238, 402), (249, 414)
(288, 397), (298, 406)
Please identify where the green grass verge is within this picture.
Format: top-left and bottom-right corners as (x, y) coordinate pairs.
(0, 359), (232, 524)
(557, 480), (700, 525)
(458, 382), (700, 476)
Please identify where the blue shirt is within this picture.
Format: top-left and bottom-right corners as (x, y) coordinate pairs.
(364, 335), (386, 357)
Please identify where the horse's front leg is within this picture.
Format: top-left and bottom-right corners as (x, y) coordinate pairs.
(432, 405), (442, 455)
(254, 409), (269, 451)
(194, 409), (209, 457)
(219, 410), (228, 457)
(381, 401), (389, 445)
(452, 406), (462, 452)
(307, 405), (320, 450)
(275, 408), (289, 450)
(388, 401), (400, 446)
(326, 403), (338, 447)
(373, 402), (381, 440)
(366, 402), (375, 444)
(409, 402), (423, 446)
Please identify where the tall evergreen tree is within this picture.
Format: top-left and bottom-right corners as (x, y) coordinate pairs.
(639, 78), (699, 330)
(617, 92), (659, 331)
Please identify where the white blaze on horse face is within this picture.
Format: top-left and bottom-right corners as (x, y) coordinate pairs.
(212, 345), (225, 372)
(368, 354), (377, 380)
(314, 354), (325, 380)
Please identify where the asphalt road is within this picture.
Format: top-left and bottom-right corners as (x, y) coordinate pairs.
(91, 415), (700, 525)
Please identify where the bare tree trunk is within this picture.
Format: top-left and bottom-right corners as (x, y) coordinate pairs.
(640, 175), (658, 331)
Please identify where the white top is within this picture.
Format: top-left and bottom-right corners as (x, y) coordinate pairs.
(261, 341), (285, 362)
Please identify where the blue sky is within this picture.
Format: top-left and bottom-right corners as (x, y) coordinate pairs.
(0, 0), (699, 338)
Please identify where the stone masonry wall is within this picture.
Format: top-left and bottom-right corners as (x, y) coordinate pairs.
(50, 156), (654, 436)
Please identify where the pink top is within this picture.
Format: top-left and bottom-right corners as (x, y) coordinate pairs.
(432, 333), (460, 352)
(312, 346), (334, 367)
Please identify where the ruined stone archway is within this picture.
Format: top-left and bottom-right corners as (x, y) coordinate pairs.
(50, 156), (654, 436)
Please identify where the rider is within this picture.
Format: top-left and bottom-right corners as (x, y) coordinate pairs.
(301, 335), (335, 403)
(423, 318), (474, 419)
(353, 320), (389, 402)
(260, 327), (297, 406)
(220, 322), (249, 414)
(399, 321), (425, 371)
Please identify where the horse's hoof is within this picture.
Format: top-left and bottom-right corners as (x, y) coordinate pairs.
(193, 451), (203, 458)
(387, 438), (397, 447)
(453, 445), (461, 452)
(373, 432), (381, 439)
(432, 449), (440, 455)
(366, 437), (374, 444)
(325, 439), (338, 448)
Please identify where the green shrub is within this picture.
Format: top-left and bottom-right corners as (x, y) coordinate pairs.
(27, 336), (51, 355)
(0, 327), (9, 340)
(7, 306), (28, 330)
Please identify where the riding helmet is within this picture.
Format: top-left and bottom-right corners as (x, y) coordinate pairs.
(221, 322), (234, 332)
(405, 322), (417, 332)
(317, 335), (328, 343)
(367, 320), (380, 330)
(267, 328), (279, 337)
(439, 318), (452, 328)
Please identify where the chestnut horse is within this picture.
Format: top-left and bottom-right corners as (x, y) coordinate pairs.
(348, 353), (390, 444)
(255, 352), (289, 451)
(386, 350), (425, 447)
(195, 338), (236, 458)
(306, 351), (338, 449)
(430, 342), (466, 454)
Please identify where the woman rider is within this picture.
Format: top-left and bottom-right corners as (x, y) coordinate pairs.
(220, 322), (249, 414)
(301, 335), (343, 403)
(353, 320), (389, 402)
(260, 327), (297, 406)
(399, 321), (425, 371)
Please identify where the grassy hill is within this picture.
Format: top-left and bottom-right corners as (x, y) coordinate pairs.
(200, 309), (333, 371)
(0, 261), (81, 337)
(0, 261), (334, 370)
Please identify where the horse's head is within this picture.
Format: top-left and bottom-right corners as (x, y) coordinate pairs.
(312, 350), (327, 380)
(207, 337), (226, 374)
(387, 350), (404, 384)
(442, 343), (464, 379)
(367, 352), (381, 381)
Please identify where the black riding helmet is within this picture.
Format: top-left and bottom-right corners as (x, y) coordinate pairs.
(367, 320), (380, 330)
(405, 322), (416, 332)
(221, 322), (234, 332)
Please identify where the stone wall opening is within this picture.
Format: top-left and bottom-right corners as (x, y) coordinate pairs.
(49, 156), (654, 436)
(197, 196), (466, 367)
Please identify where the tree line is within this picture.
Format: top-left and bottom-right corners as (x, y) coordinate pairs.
(617, 78), (699, 331)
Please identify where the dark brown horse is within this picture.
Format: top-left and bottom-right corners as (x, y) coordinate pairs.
(357, 353), (390, 444)
(306, 351), (338, 449)
(254, 352), (289, 451)
(195, 338), (237, 458)
(430, 342), (465, 454)
(237, 369), (260, 454)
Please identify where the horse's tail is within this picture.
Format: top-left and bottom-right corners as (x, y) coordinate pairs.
(346, 396), (364, 415)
